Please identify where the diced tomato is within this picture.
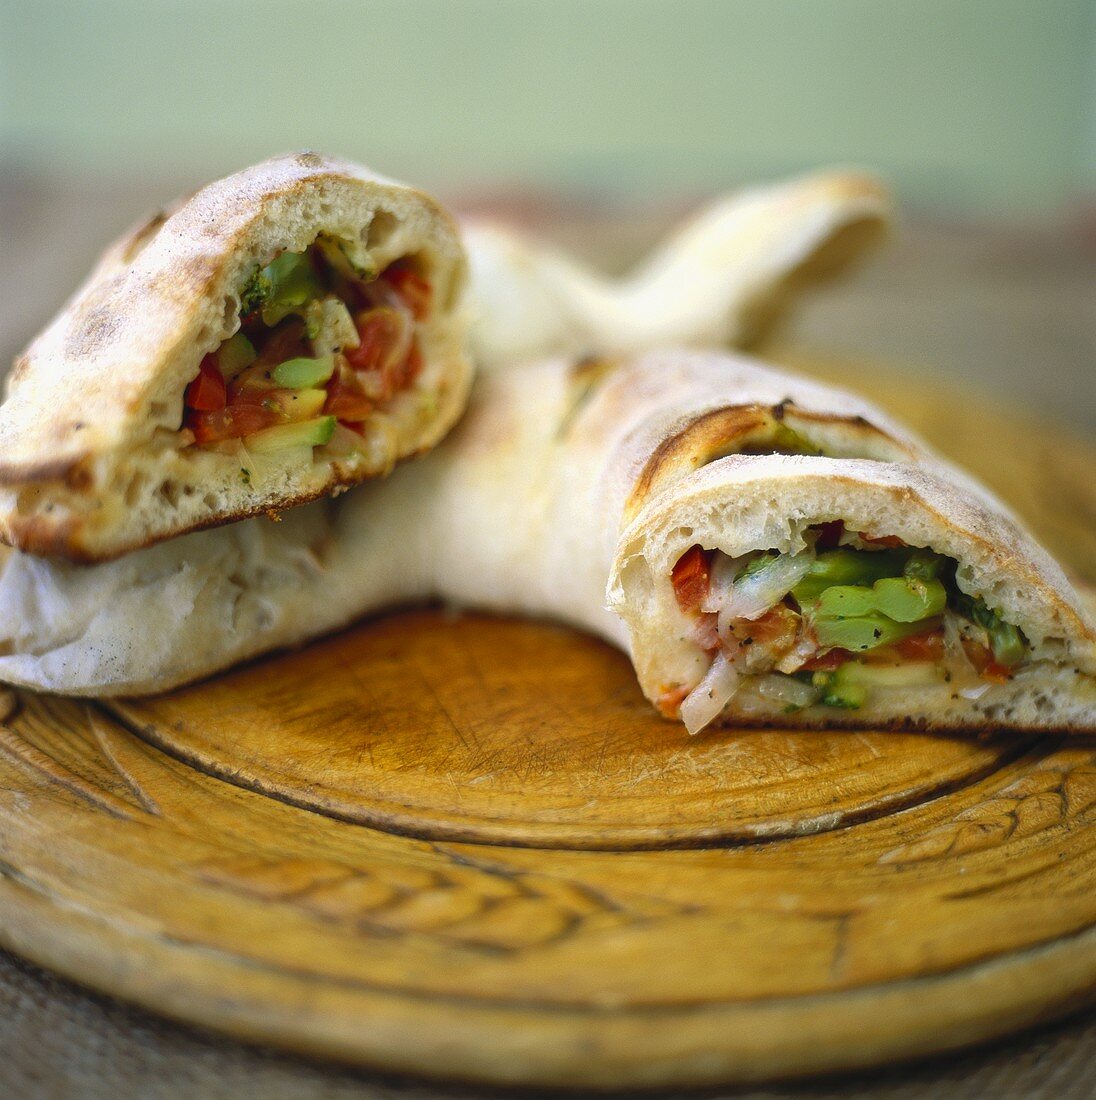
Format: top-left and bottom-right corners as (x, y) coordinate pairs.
(346, 307), (413, 379)
(188, 402), (279, 445)
(184, 355), (227, 412)
(324, 369), (375, 422)
(814, 520), (845, 549)
(801, 647), (853, 672)
(381, 259), (432, 320)
(656, 684), (690, 718)
(671, 546), (711, 613)
(858, 531), (907, 548)
(963, 639), (1012, 684)
(891, 630), (946, 663)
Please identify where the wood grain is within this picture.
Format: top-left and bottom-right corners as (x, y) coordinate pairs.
(0, 357), (1093, 1089)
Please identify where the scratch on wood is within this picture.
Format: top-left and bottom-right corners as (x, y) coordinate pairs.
(829, 913), (852, 981)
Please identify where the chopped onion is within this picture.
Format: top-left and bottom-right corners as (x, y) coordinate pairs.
(942, 611), (994, 699)
(691, 613), (720, 651)
(699, 552), (746, 613)
(307, 297), (360, 357)
(943, 610), (985, 692)
(679, 652), (741, 735)
(713, 549), (814, 634)
(756, 673), (820, 709)
(959, 682), (992, 700)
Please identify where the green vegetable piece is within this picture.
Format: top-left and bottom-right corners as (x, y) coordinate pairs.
(792, 548), (908, 604)
(951, 591), (1027, 667)
(733, 423), (821, 457)
(247, 251), (322, 326)
(240, 267), (270, 316)
(770, 423), (822, 455)
(245, 415), (336, 454)
(811, 668), (867, 709)
(903, 549), (947, 580)
(272, 355), (335, 389)
(217, 333), (256, 378)
(872, 576), (947, 622)
(812, 612), (939, 652)
(315, 235), (376, 281)
(989, 626), (1026, 667)
(812, 584), (879, 618)
(988, 620), (1026, 667)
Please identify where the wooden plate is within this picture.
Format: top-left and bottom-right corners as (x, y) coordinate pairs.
(0, 356), (1093, 1090)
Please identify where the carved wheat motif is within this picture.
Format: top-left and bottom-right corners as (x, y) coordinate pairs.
(0, 693), (161, 821)
(879, 753), (1096, 865)
(193, 847), (679, 954)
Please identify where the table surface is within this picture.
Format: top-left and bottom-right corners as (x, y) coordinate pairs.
(0, 173), (1094, 1098)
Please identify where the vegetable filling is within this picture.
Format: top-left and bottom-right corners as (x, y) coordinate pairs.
(181, 238), (432, 454)
(663, 522), (1029, 733)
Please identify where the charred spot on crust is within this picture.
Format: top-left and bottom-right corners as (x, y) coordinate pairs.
(627, 405), (773, 515)
(120, 210), (169, 263)
(148, 257), (219, 301)
(64, 299), (123, 359)
(64, 461), (94, 493)
(8, 356), (30, 385)
(556, 355), (619, 441)
(569, 353), (616, 384)
(626, 403), (910, 522)
(0, 511), (83, 562)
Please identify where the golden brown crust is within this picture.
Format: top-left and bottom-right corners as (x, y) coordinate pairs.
(623, 401), (914, 523)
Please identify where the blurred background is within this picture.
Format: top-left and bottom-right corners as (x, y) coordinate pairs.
(1, 0), (1093, 432)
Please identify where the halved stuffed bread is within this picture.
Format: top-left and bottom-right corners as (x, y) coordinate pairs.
(0, 152), (470, 561)
(611, 456), (1096, 733)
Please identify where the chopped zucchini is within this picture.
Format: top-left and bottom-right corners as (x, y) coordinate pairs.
(272, 355), (336, 389)
(245, 415), (336, 454)
(218, 333), (257, 378)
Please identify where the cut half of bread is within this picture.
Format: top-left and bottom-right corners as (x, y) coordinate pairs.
(0, 152), (471, 562)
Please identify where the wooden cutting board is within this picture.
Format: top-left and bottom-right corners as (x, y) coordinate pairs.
(0, 354), (1093, 1090)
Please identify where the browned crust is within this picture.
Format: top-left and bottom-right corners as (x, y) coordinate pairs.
(624, 401), (904, 520)
(0, 452), (86, 486)
(0, 511), (83, 562)
(700, 712), (1094, 735)
(555, 355), (621, 441)
(3, 465), (355, 564)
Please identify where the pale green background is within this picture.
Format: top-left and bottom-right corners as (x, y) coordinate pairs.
(2, 0), (1094, 213)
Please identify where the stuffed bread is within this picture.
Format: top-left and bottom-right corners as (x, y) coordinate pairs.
(1, 349), (1091, 738)
(464, 169), (890, 368)
(0, 152), (471, 562)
